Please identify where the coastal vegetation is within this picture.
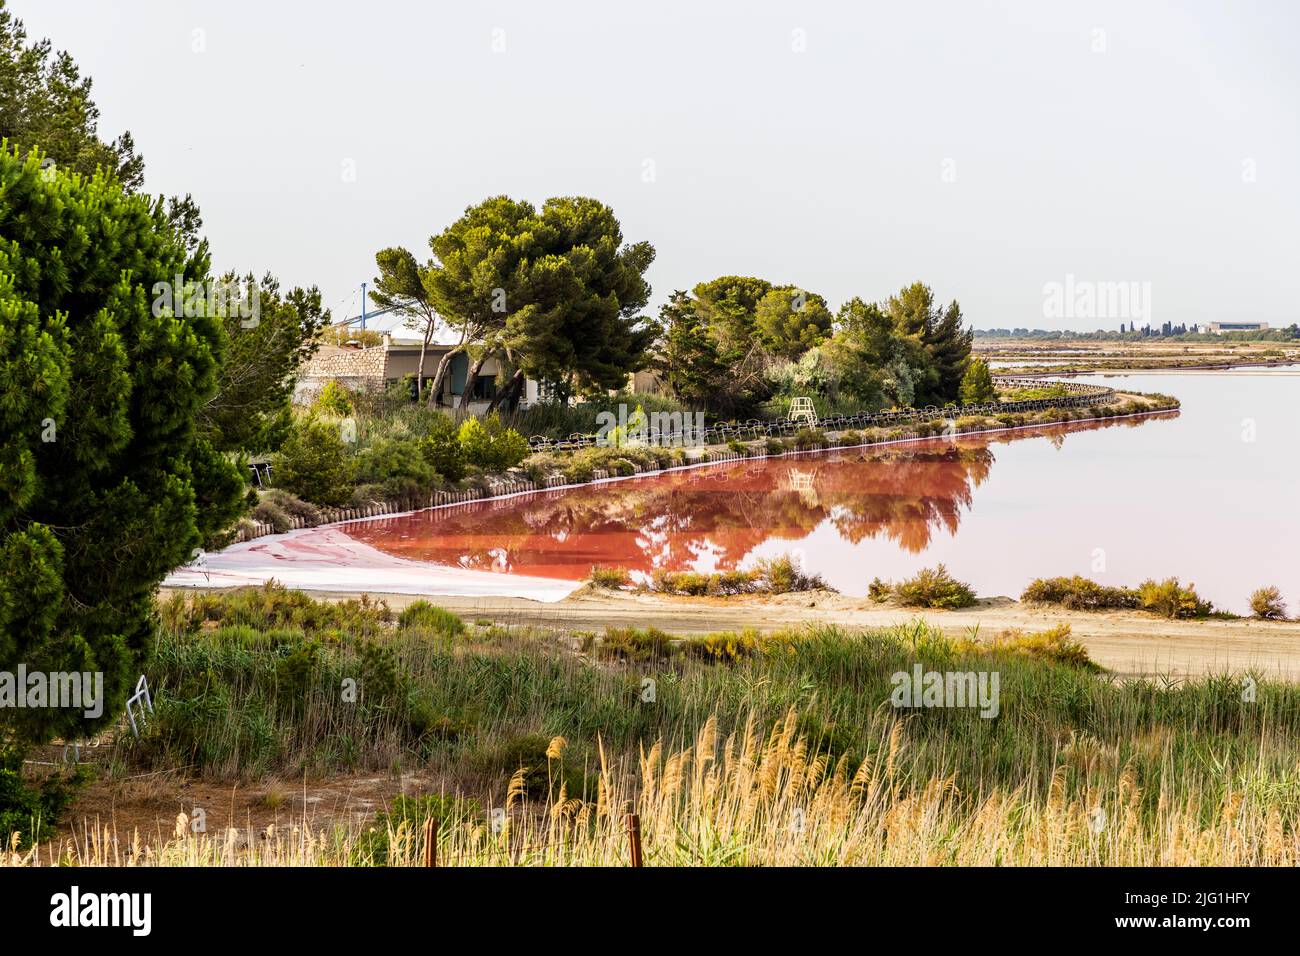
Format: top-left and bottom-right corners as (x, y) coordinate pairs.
(869, 565), (978, 609)
(12, 584), (1300, 866)
(1023, 576), (1219, 620)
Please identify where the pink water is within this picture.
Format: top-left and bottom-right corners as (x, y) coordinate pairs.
(173, 370), (1298, 613)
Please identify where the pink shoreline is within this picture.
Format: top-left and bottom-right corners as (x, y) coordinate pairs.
(165, 406), (1175, 601)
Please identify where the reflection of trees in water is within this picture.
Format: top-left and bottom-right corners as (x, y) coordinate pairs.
(347, 412), (1173, 578)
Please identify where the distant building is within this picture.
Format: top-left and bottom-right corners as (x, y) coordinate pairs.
(295, 335), (541, 412)
(1201, 321), (1269, 335)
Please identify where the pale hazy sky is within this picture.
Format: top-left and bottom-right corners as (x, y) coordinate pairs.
(13, 0), (1299, 330)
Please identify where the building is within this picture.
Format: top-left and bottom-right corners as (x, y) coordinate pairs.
(1201, 321), (1269, 335)
(295, 335), (543, 413)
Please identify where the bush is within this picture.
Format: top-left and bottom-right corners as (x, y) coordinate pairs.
(868, 577), (891, 602)
(457, 413), (529, 471)
(314, 380), (354, 416)
(397, 601), (466, 635)
(890, 565), (977, 609)
(1021, 576), (1139, 611)
(765, 438), (788, 456)
(587, 566), (630, 589)
(1136, 578), (1213, 619)
(272, 417), (355, 507)
(0, 761), (86, 849)
(793, 427), (828, 450)
(354, 437), (439, 501)
(419, 414), (467, 482)
(1249, 586), (1287, 621)
(963, 624), (1098, 671)
(751, 554), (828, 593)
(259, 489), (322, 525)
(959, 358), (997, 405)
(251, 497), (292, 533)
(596, 626), (676, 661)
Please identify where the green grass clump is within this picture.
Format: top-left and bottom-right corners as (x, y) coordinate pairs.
(397, 601), (466, 635)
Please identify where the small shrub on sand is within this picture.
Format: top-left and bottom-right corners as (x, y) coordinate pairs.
(587, 566), (631, 589)
(751, 554), (828, 593)
(1136, 578), (1213, 619)
(1249, 586), (1287, 620)
(888, 565), (977, 609)
(1021, 576), (1139, 611)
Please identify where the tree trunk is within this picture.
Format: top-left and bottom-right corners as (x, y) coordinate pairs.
(458, 351), (489, 410)
(488, 368), (526, 414)
(424, 346), (463, 408)
(415, 336), (429, 402)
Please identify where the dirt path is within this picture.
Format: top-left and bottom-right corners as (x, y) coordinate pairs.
(246, 586), (1300, 682)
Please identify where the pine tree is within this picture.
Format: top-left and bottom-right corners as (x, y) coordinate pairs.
(0, 147), (244, 750)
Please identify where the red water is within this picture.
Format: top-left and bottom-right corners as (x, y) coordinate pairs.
(344, 411), (1175, 590)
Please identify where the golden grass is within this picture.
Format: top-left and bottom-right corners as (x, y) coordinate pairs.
(9, 709), (1297, 867)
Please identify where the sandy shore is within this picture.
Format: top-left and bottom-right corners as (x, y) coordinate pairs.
(162, 583), (1300, 683)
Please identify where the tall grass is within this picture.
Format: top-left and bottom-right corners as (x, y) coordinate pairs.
(13, 586), (1299, 866)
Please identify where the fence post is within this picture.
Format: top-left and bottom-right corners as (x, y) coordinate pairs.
(423, 817), (438, 868)
(626, 811), (643, 868)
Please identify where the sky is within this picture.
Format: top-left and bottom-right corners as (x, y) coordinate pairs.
(12, 0), (1300, 331)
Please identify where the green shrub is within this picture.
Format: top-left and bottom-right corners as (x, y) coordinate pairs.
(354, 437), (439, 498)
(1136, 578), (1213, 619)
(418, 414), (466, 482)
(397, 601), (466, 636)
(962, 624), (1099, 671)
(271, 417), (355, 507)
(587, 566), (630, 589)
(1249, 586), (1287, 621)
(259, 489), (322, 525)
(1021, 576), (1139, 611)
(868, 577), (891, 602)
(0, 760), (86, 849)
(765, 438), (787, 456)
(793, 427), (828, 450)
(751, 554), (828, 593)
(959, 358), (997, 404)
(457, 413), (529, 471)
(313, 380), (354, 416)
(597, 626), (676, 661)
(890, 565), (977, 609)
(251, 497), (292, 533)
